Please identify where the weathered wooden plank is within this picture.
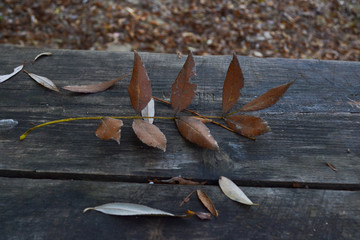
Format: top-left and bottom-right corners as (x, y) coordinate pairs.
(0, 177), (359, 240)
(0, 45), (359, 186)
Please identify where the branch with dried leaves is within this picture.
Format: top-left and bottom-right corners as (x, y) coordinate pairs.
(18, 51), (294, 151)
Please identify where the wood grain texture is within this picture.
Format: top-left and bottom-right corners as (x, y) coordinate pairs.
(0, 45), (359, 188)
(1, 177), (359, 240)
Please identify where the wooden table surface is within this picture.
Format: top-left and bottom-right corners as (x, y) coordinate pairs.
(0, 45), (359, 239)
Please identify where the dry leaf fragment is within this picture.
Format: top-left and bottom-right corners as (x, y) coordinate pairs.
(175, 116), (219, 150)
(23, 70), (60, 92)
(225, 115), (271, 137)
(62, 73), (130, 93)
(179, 190), (195, 207)
(187, 210), (212, 220)
(240, 81), (294, 112)
(151, 177), (205, 185)
(128, 51), (152, 113)
(84, 202), (191, 217)
(0, 119), (18, 131)
(141, 98), (155, 124)
(170, 52), (197, 114)
(132, 119), (167, 151)
(0, 64), (23, 83)
(219, 176), (258, 206)
(222, 53), (244, 114)
(33, 52), (52, 62)
(95, 117), (123, 144)
(197, 189), (218, 217)
(326, 162), (337, 172)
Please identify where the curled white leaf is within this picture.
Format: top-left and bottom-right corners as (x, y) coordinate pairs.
(33, 52), (52, 62)
(141, 98), (155, 124)
(24, 70), (60, 92)
(219, 176), (258, 206)
(0, 65), (23, 83)
(0, 119), (18, 131)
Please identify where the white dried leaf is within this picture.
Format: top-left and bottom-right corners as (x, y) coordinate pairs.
(33, 52), (52, 62)
(141, 98), (155, 124)
(0, 65), (23, 83)
(83, 202), (175, 216)
(219, 176), (258, 206)
(0, 119), (18, 131)
(24, 70), (60, 92)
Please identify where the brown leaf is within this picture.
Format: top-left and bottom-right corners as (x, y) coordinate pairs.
(240, 81), (294, 112)
(23, 70), (60, 92)
(326, 162), (337, 172)
(179, 190), (195, 207)
(62, 73), (130, 93)
(95, 117), (123, 144)
(175, 116), (219, 150)
(197, 189), (218, 217)
(132, 119), (167, 151)
(150, 177), (206, 185)
(225, 115), (270, 137)
(222, 53), (244, 114)
(170, 52), (197, 114)
(194, 211), (212, 220)
(128, 51), (152, 113)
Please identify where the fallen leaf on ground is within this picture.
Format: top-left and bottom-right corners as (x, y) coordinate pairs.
(150, 177), (206, 185)
(170, 52), (197, 114)
(175, 116), (219, 150)
(179, 190), (196, 207)
(95, 117), (123, 144)
(326, 162), (337, 172)
(132, 119), (166, 151)
(23, 70), (60, 92)
(219, 176), (258, 206)
(187, 210), (211, 220)
(222, 53), (244, 114)
(33, 52), (52, 62)
(197, 189), (218, 217)
(141, 98), (155, 124)
(0, 64), (23, 83)
(128, 51), (152, 113)
(84, 202), (192, 217)
(0, 119), (18, 131)
(240, 81), (294, 112)
(62, 73), (130, 93)
(225, 115), (270, 137)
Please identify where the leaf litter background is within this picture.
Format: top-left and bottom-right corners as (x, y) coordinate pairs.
(0, 0), (359, 61)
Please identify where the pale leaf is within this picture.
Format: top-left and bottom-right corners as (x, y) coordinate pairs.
(62, 73), (130, 93)
(141, 98), (155, 124)
(197, 189), (218, 217)
(175, 116), (219, 150)
(219, 176), (258, 206)
(23, 70), (60, 92)
(95, 117), (123, 144)
(132, 119), (167, 151)
(33, 52), (52, 62)
(0, 119), (18, 131)
(0, 64), (23, 83)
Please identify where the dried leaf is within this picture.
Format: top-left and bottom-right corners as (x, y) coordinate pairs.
(179, 190), (195, 207)
(175, 116), (219, 150)
(192, 117), (212, 124)
(23, 70), (60, 92)
(95, 117), (123, 144)
(128, 51), (152, 113)
(170, 52), (197, 114)
(0, 64), (23, 83)
(151, 177), (205, 185)
(326, 162), (337, 172)
(132, 119), (167, 151)
(84, 202), (190, 217)
(240, 81), (294, 112)
(219, 176), (258, 206)
(33, 52), (52, 62)
(225, 115), (270, 137)
(141, 98), (155, 124)
(222, 53), (244, 114)
(189, 210), (212, 220)
(197, 189), (218, 217)
(0, 119), (18, 131)
(62, 73), (130, 93)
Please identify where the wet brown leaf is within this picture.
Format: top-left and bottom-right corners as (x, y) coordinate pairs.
(222, 53), (244, 114)
(23, 70), (60, 92)
(240, 81), (294, 112)
(225, 114), (270, 137)
(175, 116), (219, 150)
(170, 52), (197, 114)
(128, 51), (152, 113)
(95, 117), (123, 144)
(62, 73), (130, 93)
(197, 189), (218, 217)
(132, 119), (166, 151)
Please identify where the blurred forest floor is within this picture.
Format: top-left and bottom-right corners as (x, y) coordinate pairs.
(1, 0), (359, 61)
